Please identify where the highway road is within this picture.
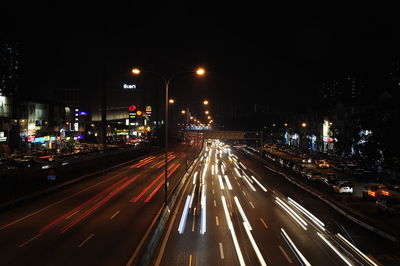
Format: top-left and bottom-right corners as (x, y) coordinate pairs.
(155, 140), (400, 266)
(0, 144), (196, 266)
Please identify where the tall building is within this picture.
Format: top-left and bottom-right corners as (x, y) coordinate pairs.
(0, 39), (19, 97)
(320, 76), (364, 105)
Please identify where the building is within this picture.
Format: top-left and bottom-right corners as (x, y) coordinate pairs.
(0, 39), (19, 97)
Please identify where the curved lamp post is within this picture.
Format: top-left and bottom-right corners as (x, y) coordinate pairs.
(132, 67), (205, 206)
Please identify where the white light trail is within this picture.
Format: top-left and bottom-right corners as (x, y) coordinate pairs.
(221, 196), (246, 266)
(281, 228), (311, 266)
(221, 164), (225, 175)
(193, 171), (198, 184)
(218, 175), (225, 190)
(234, 196), (252, 230)
(275, 197), (307, 230)
(200, 185), (207, 234)
(288, 197), (325, 230)
(211, 165), (214, 175)
(234, 168), (242, 178)
(178, 195), (191, 234)
(242, 174), (257, 192)
(244, 222), (267, 266)
(224, 175), (233, 190)
(317, 232), (352, 266)
(239, 162), (247, 170)
(250, 176), (268, 192)
(336, 234), (377, 266)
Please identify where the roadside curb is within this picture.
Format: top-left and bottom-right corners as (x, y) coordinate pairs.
(244, 149), (399, 243)
(0, 149), (160, 211)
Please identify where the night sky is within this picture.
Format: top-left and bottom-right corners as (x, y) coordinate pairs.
(2, 4), (400, 119)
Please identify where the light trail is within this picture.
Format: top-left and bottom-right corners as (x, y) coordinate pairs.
(221, 196), (246, 266)
(250, 175), (268, 192)
(243, 222), (267, 266)
(233, 196), (252, 230)
(281, 228), (311, 266)
(223, 175), (233, 190)
(288, 197), (325, 230)
(336, 233), (378, 266)
(218, 175), (225, 190)
(317, 232), (352, 266)
(275, 197), (307, 230)
(178, 195), (191, 234)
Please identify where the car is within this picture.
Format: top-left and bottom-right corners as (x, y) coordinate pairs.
(333, 181), (353, 194)
(316, 160), (330, 169)
(362, 184), (386, 199)
(376, 197), (400, 214)
(306, 171), (322, 181)
(380, 185), (400, 198)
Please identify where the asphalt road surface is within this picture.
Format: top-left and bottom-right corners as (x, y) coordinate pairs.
(0, 144), (195, 266)
(155, 141), (400, 266)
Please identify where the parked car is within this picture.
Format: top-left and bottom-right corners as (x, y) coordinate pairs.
(306, 171), (322, 181)
(376, 197), (400, 214)
(316, 160), (330, 169)
(362, 184), (386, 199)
(333, 181), (353, 194)
(380, 185), (400, 198)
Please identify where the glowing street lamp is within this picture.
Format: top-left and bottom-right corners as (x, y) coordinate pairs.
(203, 100), (209, 105)
(205, 110), (209, 115)
(131, 67), (205, 206)
(301, 122), (307, 128)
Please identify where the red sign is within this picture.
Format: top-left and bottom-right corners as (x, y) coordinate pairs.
(128, 105), (137, 112)
(28, 136), (36, 142)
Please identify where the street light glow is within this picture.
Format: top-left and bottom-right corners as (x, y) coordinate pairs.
(169, 99), (175, 104)
(196, 68), (205, 76)
(203, 100), (209, 105)
(181, 110), (186, 114)
(301, 122), (307, 127)
(131, 68), (140, 75)
(205, 110), (209, 114)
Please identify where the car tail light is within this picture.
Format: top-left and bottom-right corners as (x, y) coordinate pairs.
(381, 190), (390, 196)
(368, 190), (376, 197)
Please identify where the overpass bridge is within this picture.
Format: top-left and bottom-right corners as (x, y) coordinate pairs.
(199, 130), (261, 140)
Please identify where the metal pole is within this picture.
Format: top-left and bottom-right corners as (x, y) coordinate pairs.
(164, 81), (169, 206)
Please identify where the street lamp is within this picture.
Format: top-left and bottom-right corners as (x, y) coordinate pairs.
(205, 110), (209, 115)
(203, 100), (209, 105)
(132, 67), (205, 206)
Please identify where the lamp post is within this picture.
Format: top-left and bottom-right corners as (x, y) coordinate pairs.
(132, 67), (205, 206)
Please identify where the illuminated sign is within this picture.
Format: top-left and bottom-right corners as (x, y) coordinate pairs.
(78, 111), (88, 116)
(323, 137), (334, 142)
(128, 105), (137, 112)
(146, 105), (152, 115)
(123, 84), (137, 90)
(0, 137), (7, 142)
(137, 110), (143, 116)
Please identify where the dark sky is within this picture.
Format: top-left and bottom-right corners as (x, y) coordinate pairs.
(2, 4), (400, 119)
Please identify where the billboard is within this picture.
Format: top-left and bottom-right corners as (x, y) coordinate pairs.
(0, 96), (12, 117)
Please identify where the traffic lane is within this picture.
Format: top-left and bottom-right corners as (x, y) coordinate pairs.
(221, 154), (346, 266)
(0, 151), (189, 265)
(236, 150), (400, 265)
(2, 156), (188, 266)
(159, 147), (239, 266)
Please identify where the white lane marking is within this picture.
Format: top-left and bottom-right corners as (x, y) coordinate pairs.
(219, 242), (225, 259)
(78, 233), (94, 248)
(216, 216), (219, 226)
(242, 190), (246, 196)
(110, 210), (120, 219)
(279, 245), (293, 263)
(212, 189), (215, 195)
(214, 200), (217, 207)
(249, 202), (255, 209)
(19, 234), (41, 248)
(260, 218), (269, 229)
